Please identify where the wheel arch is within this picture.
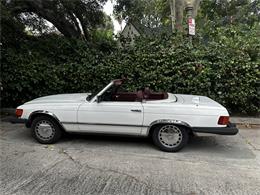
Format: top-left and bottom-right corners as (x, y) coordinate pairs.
(26, 110), (65, 132)
(147, 119), (192, 137)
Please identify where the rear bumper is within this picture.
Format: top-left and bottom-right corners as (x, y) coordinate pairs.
(192, 123), (239, 135)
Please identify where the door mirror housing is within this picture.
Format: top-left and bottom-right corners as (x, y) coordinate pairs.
(86, 94), (92, 101)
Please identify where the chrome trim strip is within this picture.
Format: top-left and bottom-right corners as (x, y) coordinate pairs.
(64, 129), (143, 136)
(61, 121), (149, 128)
(146, 119), (191, 135)
(149, 119), (191, 127)
(28, 110), (65, 129)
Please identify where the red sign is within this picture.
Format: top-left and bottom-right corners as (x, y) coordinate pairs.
(188, 18), (195, 36)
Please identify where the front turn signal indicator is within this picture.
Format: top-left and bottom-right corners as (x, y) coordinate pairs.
(218, 116), (229, 125)
(15, 109), (23, 117)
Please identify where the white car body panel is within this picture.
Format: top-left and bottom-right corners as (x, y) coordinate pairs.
(17, 81), (231, 136)
(77, 101), (143, 134)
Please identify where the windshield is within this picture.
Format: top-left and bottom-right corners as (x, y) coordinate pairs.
(87, 80), (173, 102)
(86, 82), (114, 101)
(86, 87), (103, 101)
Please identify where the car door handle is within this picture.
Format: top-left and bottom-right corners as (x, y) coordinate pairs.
(131, 109), (142, 112)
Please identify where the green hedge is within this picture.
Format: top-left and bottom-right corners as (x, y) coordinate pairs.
(1, 31), (259, 114)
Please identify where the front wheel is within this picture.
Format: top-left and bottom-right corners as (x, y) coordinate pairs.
(31, 116), (62, 144)
(152, 124), (189, 152)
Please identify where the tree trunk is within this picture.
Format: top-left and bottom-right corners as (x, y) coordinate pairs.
(175, 0), (184, 32)
(169, 0), (175, 32)
(192, 0), (201, 18)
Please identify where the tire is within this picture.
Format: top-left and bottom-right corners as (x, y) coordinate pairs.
(152, 124), (189, 152)
(31, 116), (62, 144)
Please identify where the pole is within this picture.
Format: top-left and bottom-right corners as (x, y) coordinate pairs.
(185, 5), (194, 43)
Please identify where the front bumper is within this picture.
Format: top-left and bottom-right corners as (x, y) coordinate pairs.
(10, 117), (28, 124)
(192, 123), (238, 135)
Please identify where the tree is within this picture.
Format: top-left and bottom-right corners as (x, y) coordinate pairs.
(198, 0), (260, 27)
(92, 14), (116, 51)
(114, 0), (170, 27)
(0, 1), (25, 46)
(2, 0), (108, 40)
(113, 0), (201, 32)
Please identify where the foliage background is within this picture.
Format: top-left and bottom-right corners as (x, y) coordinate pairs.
(2, 25), (259, 114)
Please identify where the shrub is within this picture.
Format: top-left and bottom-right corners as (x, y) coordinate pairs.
(1, 32), (259, 115)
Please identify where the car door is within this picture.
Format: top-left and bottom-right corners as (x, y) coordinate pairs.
(77, 101), (144, 135)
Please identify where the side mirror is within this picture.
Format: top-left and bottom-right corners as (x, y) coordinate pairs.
(96, 95), (102, 103)
(86, 94), (92, 101)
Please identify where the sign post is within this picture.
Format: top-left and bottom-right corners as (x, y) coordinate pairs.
(185, 5), (194, 43)
(188, 18), (195, 36)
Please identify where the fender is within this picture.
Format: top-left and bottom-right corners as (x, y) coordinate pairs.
(146, 119), (191, 136)
(26, 110), (64, 129)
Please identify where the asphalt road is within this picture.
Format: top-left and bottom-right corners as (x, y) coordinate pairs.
(0, 122), (260, 195)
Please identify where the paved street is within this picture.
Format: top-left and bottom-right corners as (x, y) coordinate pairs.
(0, 122), (260, 195)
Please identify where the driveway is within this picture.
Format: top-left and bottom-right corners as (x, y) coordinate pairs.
(0, 122), (260, 195)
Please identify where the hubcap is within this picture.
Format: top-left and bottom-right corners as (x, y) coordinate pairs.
(158, 125), (182, 148)
(35, 120), (55, 141)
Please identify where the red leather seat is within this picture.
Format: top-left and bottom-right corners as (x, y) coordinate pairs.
(136, 90), (144, 101)
(143, 87), (151, 99)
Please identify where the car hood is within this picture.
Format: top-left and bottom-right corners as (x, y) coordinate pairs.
(24, 93), (91, 104)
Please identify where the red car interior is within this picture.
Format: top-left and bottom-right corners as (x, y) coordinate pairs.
(112, 90), (168, 102)
(111, 80), (168, 102)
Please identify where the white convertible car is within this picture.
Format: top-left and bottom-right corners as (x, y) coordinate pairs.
(15, 79), (238, 152)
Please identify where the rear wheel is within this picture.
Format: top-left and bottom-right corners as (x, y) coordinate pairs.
(31, 116), (62, 144)
(152, 124), (189, 152)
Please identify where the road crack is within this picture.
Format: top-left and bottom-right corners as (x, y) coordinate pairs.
(59, 148), (83, 169)
(57, 148), (184, 194)
(239, 133), (259, 151)
(83, 161), (183, 194)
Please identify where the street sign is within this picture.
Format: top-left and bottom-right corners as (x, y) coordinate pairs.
(188, 18), (195, 36)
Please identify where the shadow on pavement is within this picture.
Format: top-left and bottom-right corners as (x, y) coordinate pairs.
(1, 122), (255, 159)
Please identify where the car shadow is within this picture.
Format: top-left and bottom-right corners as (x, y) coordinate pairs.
(182, 135), (255, 159)
(3, 122), (254, 159)
(58, 132), (255, 159)
(60, 132), (152, 146)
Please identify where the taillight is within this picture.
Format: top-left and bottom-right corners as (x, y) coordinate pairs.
(218, 116), (229, 125)
(15, 109), (23, 117)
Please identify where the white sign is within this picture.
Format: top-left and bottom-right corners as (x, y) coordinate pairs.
(188, 18), (195, 36)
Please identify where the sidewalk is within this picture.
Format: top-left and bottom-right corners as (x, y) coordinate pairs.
(230, 117), (260, 126)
